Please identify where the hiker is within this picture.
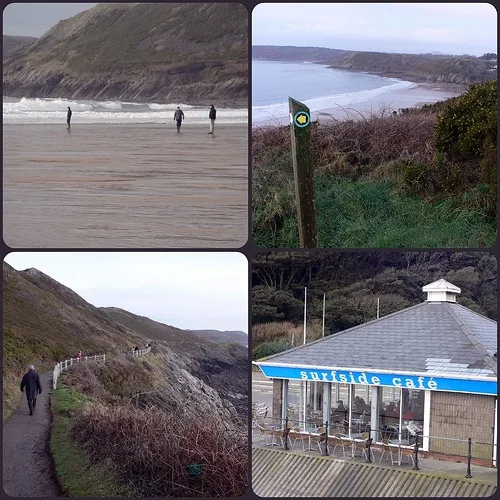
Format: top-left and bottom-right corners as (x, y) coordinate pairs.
(20, 365), (42, 416)
(67, 107), (72, 128)
(173, 106), (185, 132)
(208, 104), (216, 134)
(76, 350), (82, 362)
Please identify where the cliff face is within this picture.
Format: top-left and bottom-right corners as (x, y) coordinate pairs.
(3, 3), (248, 106)
(252, 45), (496, 85)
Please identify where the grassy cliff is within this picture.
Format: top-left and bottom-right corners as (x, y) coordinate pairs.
(4, 4), (248, 105)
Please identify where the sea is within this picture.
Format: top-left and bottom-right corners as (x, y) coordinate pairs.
(252, 59), (417, 124)
(3, 97), (247, 125)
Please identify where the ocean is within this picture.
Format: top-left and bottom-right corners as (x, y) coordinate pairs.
(252, 60), (458, 124)
(3, 97), (247, 125)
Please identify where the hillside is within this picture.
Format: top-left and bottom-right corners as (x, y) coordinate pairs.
(3, 35), (37, 56)
(3, 3), (248, 106)
(3, 263), (247, 419)
(252, 45), (496, 84)
(252, 252), (496, 353)
(191, 329), (248, 346)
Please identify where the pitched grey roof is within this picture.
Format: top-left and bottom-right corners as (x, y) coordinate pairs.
(259, 302), (497, 378)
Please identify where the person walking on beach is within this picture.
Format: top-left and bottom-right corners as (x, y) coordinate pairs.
(66, 107), (72, 128)
(208, 104), (216, 134)
(20, 365), (42, 416)
(174, 106), (185, 132)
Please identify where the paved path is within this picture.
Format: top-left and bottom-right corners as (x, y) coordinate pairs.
(3, 371), (61, 497)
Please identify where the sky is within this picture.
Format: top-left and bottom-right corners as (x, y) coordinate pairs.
(4, 252), (248, 333)
(3, 3), (96, 36)
(253, 3), (497, 56)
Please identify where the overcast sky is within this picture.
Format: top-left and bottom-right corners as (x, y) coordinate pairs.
(3, 3), (96, 37)
(253, 3), (497, 56)
(5, 252), (248, 333)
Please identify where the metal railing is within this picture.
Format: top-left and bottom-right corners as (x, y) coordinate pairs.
(52, 354), (106, 389)
(252, 416), (496, 478)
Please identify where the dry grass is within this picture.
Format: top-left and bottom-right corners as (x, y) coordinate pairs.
(252, 321), (324, 347)
(71, 403), (247, 497)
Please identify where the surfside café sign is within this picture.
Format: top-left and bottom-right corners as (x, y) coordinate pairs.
(257, 364), (497, 396)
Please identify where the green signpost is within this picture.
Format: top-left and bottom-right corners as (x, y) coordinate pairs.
(289, 97), (317, 247)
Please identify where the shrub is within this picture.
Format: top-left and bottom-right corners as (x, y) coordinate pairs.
(252, 341), (291, 361)
(70, 404), (247, 497)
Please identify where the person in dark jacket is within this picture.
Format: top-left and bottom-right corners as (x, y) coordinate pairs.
(67, 107), (72, 128)
(20, 365), (42, 415)
(208, 104), (216, 134)
(173, 106), (185, 132)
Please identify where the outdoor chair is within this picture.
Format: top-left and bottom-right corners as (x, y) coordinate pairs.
(256, 422), (276, 446)
(400, 446), (421, 468)
(354, 437), (374, 461)
(379, 439), (397, 464)
(289, 427), (310, 451)
(331, 434), (353, 458)
(274, 420), (293, 449)
(309, 426), (327, 453)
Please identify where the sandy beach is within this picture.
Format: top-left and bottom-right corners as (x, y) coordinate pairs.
(3, 123), (248, 248)
(253, 82), (464, 126)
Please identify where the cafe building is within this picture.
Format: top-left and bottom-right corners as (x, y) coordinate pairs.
(255, 280), (497, 464)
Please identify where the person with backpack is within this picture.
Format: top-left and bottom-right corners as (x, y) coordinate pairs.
(20, 365), (42, 416)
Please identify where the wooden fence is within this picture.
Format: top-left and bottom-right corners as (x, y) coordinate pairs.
(131, 346), (151, 357)
(52, 354), (106, 389)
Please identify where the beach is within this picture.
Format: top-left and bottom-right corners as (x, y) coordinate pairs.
(3, 123), (248, 248)
(252, 80), (464, 127)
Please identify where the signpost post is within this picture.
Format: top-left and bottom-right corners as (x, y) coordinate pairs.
(289, 97), (317, 247)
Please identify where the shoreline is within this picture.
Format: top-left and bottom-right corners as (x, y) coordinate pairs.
(252, 81), (464, 127)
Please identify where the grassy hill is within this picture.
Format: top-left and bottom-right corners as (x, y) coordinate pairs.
(3, 3), (248, 105)
(3, 263), (247, 419)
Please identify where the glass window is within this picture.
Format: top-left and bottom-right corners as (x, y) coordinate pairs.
(379, 386), (401, 441)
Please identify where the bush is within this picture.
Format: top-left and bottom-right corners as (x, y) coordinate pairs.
(434, 81), (497, 217)
(71, 404), (247, 497)
(252, 341), (291, 361)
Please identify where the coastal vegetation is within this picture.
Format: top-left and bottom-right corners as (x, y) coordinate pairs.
(3, 263), (248, 495)
(252, 82), (497, 248)
(251, 252), (497, 357)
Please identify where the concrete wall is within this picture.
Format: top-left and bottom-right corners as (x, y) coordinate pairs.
(429, 391), (495, 461)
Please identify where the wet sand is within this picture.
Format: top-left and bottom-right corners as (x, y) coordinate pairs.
(3, 123), (248, 248)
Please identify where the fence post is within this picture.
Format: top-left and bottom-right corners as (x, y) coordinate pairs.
(289, 96), (317, 248)
(324, 421), (329, 456)
(465, 437), (472, 478)
(412, 432), (420, 470)
(284, 416), (289, 450)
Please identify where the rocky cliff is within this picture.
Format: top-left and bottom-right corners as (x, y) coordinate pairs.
(3, 3), (248, 106)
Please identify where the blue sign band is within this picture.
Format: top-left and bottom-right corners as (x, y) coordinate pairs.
(258, 365), (497, 396)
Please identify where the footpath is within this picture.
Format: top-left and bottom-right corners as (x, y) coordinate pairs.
(3, 370), (61, 497)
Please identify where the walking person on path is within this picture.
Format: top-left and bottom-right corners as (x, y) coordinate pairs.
(67, 107), (72, 128)
(174, 106), (185, 132)
(20, 365), (42, 415)
(208, 104), (216, 134)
